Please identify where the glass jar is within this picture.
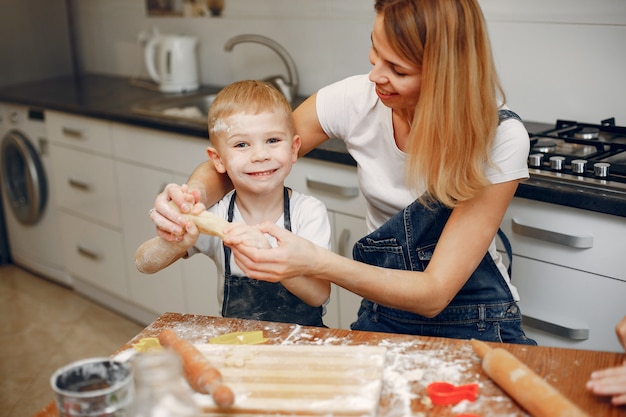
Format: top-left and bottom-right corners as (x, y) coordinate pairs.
(129, 351), (199, 417)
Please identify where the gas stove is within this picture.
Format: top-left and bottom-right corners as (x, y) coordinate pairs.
(528, 118), (626, 193)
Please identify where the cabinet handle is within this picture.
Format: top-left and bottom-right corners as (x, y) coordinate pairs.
(77, 244), (101, 261)
(337, 229), (351, 258)
(511, 218), (593, 249)
(68, 178), (91, 191)
(306, 177), (359, 198)
(522, 314), (590, 340)
(62, 127), (85, 139)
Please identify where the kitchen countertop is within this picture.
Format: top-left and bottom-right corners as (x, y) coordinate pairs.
(33, 313), (625, 417)
(1, 74), (624, 217)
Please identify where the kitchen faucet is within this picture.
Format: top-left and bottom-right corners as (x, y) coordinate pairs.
(224, 34), (299, 105)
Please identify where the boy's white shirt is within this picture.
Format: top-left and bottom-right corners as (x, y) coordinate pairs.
(187, 189), (331, 308)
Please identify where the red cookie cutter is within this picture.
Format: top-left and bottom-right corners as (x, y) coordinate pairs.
(426, 382), (479, 405)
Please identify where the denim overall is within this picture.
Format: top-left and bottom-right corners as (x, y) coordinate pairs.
(222, 187), (325, 327)
(350, 110), (536, 345)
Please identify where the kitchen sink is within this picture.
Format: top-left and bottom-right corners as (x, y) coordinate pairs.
(131, 92), (218, 126)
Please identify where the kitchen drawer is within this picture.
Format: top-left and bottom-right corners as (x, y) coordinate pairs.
(111, 122), (209, 176)
(513, 256), (626, 352)
(58, 212), (128, 300)
(46, 111), (113, 155)
(286, 158), (366, 218)
(501, 197), (625, 281)
(50, 144), (121, 227)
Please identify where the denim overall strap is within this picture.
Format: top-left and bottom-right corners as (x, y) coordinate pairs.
(351, 199), (535, 345)
(221, 188), (325, 326)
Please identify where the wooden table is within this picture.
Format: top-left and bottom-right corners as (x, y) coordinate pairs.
(35, 312), (625, 417)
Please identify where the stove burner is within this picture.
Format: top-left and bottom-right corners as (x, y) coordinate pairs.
(532, 138), (557, 153)
(574, 127), (600, 140)
(528, 117), (626, 192)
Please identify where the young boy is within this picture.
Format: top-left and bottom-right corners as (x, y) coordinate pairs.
(135, 80), (331, 326)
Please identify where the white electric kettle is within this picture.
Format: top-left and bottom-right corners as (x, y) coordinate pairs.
(144, 33), (199, 93)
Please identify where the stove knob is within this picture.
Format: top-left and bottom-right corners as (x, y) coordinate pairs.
(593, 162), (611, 178)
(571, 159), (588, 174)
(549, 156), (565, 171)
(528, 153), (544, 167)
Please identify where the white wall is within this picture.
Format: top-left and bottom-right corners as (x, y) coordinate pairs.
(73, 0), (626, 124)
(0, 0), (73, 87)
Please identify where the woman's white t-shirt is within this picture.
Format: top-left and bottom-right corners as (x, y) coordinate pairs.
(188, 190), (331, 309)
(316, 74), (530, 299)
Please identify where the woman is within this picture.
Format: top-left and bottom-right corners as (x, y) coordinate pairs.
(152, 0), (535, 344)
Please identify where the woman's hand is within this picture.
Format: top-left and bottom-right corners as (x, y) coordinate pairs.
(586, 316), (626, 406)
(586, 361), (626, 406)
(225, 222), (331, 307)
(223, 222), (271, 250)
(226, 222), (318, 282)
(151, 183), (198, 242)
(617, 316), (626, 350)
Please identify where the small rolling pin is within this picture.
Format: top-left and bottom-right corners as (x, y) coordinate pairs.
(470, 339), (590, 417)
(158, 329), (235, 408)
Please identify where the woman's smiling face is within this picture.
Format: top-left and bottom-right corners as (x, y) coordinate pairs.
(209, 111), (300, 195)
(368, 13), (422, 112)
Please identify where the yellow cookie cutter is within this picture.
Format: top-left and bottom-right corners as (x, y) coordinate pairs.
(132, 337), (163, 352)
(209, 331), (267, 345)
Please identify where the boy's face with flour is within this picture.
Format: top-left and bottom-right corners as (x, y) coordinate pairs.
(207, 110), (300, 197)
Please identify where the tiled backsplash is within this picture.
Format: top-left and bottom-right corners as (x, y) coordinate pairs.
(71, 0), (626, 123)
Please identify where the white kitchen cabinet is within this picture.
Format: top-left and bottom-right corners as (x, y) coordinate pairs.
(111, 123), (220, 320)
(47, 111), (129, 301)
(330, 212), (368, 329)
(285, 157), (367, 329)
(500, 197), (626, 352)
(57, 211), (128, 298)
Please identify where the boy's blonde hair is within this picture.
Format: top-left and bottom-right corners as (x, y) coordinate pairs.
(208, 80), (294, 140)
(375, 0), (505, 207)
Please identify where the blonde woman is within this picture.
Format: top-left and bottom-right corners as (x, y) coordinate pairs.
(151, 0), (535, 344)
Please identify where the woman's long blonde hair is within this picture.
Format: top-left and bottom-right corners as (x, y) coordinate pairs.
(375, 0), (505, 207)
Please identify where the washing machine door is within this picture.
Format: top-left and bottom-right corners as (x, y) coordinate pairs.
(1, 130), (47, 225)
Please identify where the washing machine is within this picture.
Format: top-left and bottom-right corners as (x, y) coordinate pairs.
(0, 102), (72, 286)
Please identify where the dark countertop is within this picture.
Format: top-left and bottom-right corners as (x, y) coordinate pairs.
(1, 74), (624, 217)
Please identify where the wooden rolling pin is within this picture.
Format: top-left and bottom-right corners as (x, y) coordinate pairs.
(470, 339), (590, 417)
(159, 329), (235, 408)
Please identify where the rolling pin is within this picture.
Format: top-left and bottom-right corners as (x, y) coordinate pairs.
(159, 329), (235, 408)
(470, 339), (590, 417)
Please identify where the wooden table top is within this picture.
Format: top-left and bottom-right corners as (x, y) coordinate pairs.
(35, 312), (625, 417)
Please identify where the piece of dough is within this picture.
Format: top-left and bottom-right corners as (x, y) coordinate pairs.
(185, 211), (229, 239)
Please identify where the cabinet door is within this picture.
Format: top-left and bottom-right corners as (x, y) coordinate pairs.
(513, 256), (626, 352)
(328, 212), (368, 330)
(115, 161), (187, 315)
(285, 158), (366, 217)
(50, 144), (121, 227)
(58, 212), (128, 299)
(47, 111), (113, 155)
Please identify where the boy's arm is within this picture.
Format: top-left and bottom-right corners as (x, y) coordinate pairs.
(135, 222), (199, 273)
